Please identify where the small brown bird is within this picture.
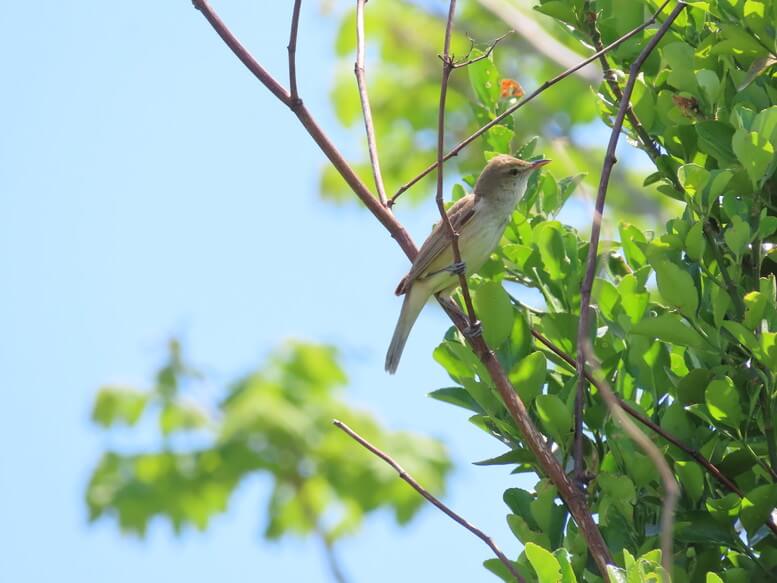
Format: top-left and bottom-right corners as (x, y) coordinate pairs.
(385, 155), (550, 373)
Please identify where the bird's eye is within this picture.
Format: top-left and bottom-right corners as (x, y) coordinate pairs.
(509, 168), (520, 176)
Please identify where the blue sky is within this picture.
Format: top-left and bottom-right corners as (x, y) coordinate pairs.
(0, 2), (537, 581)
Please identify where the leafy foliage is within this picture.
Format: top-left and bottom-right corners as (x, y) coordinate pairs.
(87, 340), (451, 544)
(339, 0), (777, 580)
(326, 0), (663, 220)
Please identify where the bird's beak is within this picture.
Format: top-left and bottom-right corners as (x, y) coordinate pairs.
(530, 159), (551, 169)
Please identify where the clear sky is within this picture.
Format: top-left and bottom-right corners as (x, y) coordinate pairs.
(0, 2), (536, 582)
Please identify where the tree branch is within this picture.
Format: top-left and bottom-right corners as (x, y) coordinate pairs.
(388, 0), (673, 206)
(287, 0), (303, 103)
(333, 420), (524, 582)
(435, 0), (479, 331)
(191, 0), (612, 575)
(573, 2), (687, 574)
(191, 0), (417, 259)
(355, 0), (388, 207)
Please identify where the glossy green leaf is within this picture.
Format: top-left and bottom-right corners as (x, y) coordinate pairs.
(475, 282), (514, 348)
(654, 260), (698, 317)
(631, 313), (706, 349)
(535, 394), (572, 445)
(705, 377), (743, 429)
(740, 484), (777, 533)
(509, 351), (547, 404)
(525, 542), (561, 583)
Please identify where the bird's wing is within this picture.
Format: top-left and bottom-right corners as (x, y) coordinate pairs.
(395, 194), (477, 295)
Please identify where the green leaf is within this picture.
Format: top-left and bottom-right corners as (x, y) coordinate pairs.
(743, 291), (767, 329)
(724, 215), (751, 258)
(473, 449), (528, 466)
(685, 222), (706, 261)
(661, 403), (694, 443)
(434, 341), (476, 382)
(160, 402), (208, 435)
(475, 282), (514, 349)
(676, 461), (705, 503)
(722, 320), (759, 352)
(654, 260), (698, 317)
(509, 352), (547, 404)
(752, 105), (777, 144)
(631, 313), (706, 349)
(740, 484), (777, 533)
(705, 376), (743, 429)
(467, 50), (500, 110)
(677, 368), (714, 405)
(706, 573), (724, 583)
(732, 128), (776, 187)
(553, 548), (577, 583)
(695, 121), (736, 165)
(532, 1), (577, 25)
(525, 542), (562, 583)
(510, 312), (533, 361)
(535, 394), (572, 445)
(535, 222), (566, 281)
(92, 387), (148, 427)
(428, 387), (484, 414)
(620, 223), (647, 270)
(695, 69), (720, 105)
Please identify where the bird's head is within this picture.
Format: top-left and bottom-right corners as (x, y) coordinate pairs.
(474, 154), (550, 200)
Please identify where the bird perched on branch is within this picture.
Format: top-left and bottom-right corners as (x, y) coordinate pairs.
(385, 154), (550, 373)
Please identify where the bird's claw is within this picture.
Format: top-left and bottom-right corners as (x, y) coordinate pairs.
(446, 261), (467, 276)
(463, 320), (482, 338)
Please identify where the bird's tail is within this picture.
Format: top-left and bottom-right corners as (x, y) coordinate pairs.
(385, 286), (426, 374)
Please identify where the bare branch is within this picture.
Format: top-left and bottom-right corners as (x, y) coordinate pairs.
(435, 0), (479, 331)
(389, 0), (673, 205)
(288, 0), (303, 103)
(574, 2), (688, 574)
(332, 419), (524, 583)
(451, 31), (513, 69)
(355, 0), (389, 206)
(191, 0), (417, 259)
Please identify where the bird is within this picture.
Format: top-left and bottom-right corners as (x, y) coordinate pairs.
(385, 154), (550, 374)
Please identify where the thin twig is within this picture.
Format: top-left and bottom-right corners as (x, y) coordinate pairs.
(287, 0), (303, 103)
(435, 0), (479, 331)
(191, 1), (613, 574)
(296, 477), (351, 583)
(388, 0), (673, 206)
(355, 0), (388, 206)
(574, 2), (688, 574)
(333, 419), (524, 583)
(450, 31), (512, 69)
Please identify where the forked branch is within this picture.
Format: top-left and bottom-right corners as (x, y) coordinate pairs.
(434, 0), (479, 332)
(355, 0), (389, 206)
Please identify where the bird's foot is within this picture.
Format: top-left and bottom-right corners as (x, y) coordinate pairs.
(463, 320), (482, 339)
(445, 261), (467, 276)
